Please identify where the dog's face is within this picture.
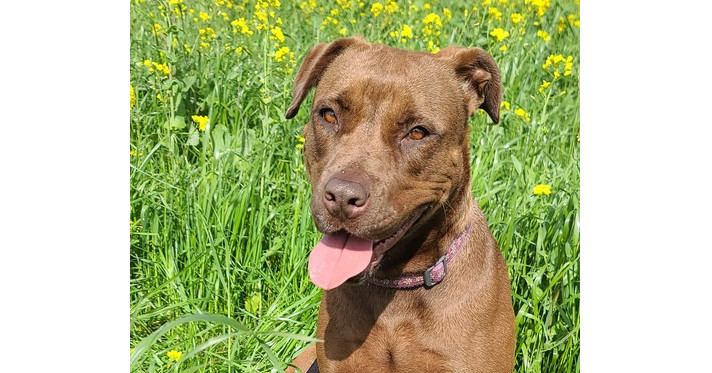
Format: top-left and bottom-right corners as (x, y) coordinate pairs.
(286, 37), (501, 290)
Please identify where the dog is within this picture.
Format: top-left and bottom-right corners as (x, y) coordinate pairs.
(284, 36), (515, 373)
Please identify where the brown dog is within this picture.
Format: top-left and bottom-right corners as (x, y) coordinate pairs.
(284, 36), (514, 373)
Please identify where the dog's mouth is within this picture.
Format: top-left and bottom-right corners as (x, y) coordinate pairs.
(308, 205), (428, 290)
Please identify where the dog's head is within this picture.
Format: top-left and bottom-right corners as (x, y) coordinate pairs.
(286, 37), (501, 290)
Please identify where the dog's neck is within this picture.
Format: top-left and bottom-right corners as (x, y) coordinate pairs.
(373, 186), (475, 280)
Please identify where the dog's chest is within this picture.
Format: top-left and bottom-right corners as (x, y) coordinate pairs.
(319, 292), (469, 372)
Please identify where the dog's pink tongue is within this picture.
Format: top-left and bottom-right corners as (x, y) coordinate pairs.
(308, 232), (373, 290)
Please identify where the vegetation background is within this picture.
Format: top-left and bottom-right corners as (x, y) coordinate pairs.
(130, 0), (580, 372)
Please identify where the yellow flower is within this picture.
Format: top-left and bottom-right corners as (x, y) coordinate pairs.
(370, 3), (383, 16)
(488, 7), (502, 21)
(443, 8), (452, 21)
(564, 56), (574, 76)
(499, 45), (507, 52)
(533, 184), (552, 195)
(511, 13), (523, 24)
(384, 0), (398, 14)
(151, 23), (163, 36)
(198, 11), (210, 21)
(231, 18), (254, 36)
(192, 115), (209, 131)
(537, 29), (551, 42)
(557, 17), (567, 33)
(167, 349), (183, 362)
(538, 80), (551, 93)
(130, 85), (136, 109)
(427, 40), (440, 54)
(490, 27), (510, 42)
(274, 46), (290, 62)
(400, 24), (413, 39)
(500, 101), (510, 111)
(199, 27), (216, 40)
(270, 26), (285, 43)
(542, 54), (565, 70)
(423, 13), (442, 27)
(514, 108), (531, 121)
(528, 0), (551, 17)
(339, 27), (347, 36)
(568, 14), (580, 28)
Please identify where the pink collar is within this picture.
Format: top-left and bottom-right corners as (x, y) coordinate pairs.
(366, 220), (473, 289)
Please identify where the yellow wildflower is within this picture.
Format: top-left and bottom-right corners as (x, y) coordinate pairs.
(538, 80), (550, 93)
(533, 184), (552, 195)
(490, 27), (510, 42)
(514, 108), (531, 121)
(542, 54), (565, 70)
(198, 11), (210, 21)
(488, 7), (502, 21)
(199, 27), (216, 40)
(511, 13), (523, 24)
(427, 40), (440, 54)
(528, 0), (551, 17)
(370, 3), (383, 16)
(270, 26), (285, 43)
(557, 17), (567, 33)
(274, 46), (290, 62)
(192, 115), (209, 131)
(568, 14), (580, 28)
(564, 56), (573, 76)
(183, 43), (192, 53)
(499, 45), (507, 52)
(501, 101), (510, 111)
(537, 30), (551, 42)
(151, 23), (163, 36)
(384, 0), (398, 14)
(424, 3), (431, 9)
(231, 18), (254, 36)
(401, 24), (413, 39)
(167, 349), (183, 362)
(130, 85), (136, 110)
(423, 13), (442, 27)
(443, 8), (452, 21)
(339, 27), (347, 36)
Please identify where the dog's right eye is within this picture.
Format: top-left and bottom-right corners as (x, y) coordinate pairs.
(321, 109), (337, 124)
(408, 126), (429, 140)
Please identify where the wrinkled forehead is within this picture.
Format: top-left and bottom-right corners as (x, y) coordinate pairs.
(314, 47), (463, 115)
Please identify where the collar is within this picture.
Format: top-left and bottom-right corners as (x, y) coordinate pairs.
(365, 219), (474, 289)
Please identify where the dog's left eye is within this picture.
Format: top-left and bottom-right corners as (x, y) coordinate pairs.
(321, 109), (337, 124)
(408, 126), (429, 140)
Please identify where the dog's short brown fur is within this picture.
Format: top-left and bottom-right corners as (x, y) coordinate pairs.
(285, 37), (515, 373)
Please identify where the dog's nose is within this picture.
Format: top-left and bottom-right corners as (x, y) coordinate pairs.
(323, 178), (369, 220)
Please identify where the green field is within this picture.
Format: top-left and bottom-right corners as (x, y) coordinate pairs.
(130, 0), (580, 371)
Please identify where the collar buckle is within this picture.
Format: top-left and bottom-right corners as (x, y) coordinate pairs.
(423, 255), (448, 287)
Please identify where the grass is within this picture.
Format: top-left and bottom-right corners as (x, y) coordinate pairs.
(130, 0), (580, 372)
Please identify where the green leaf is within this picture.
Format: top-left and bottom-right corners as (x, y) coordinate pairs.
(245, 294), (261, 315)
(187, 127), (200, 147)
(165, 115), (186, 130)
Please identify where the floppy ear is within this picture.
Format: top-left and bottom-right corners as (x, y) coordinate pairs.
(285, 36), (368, 119)
(436, 46), (502, 123)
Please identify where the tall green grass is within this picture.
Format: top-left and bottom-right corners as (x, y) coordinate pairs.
(130, 0), (579, 371)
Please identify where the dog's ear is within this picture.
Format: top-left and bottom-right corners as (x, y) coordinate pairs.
(436, 46), (502, 123)
(285, 36), (368, 119)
